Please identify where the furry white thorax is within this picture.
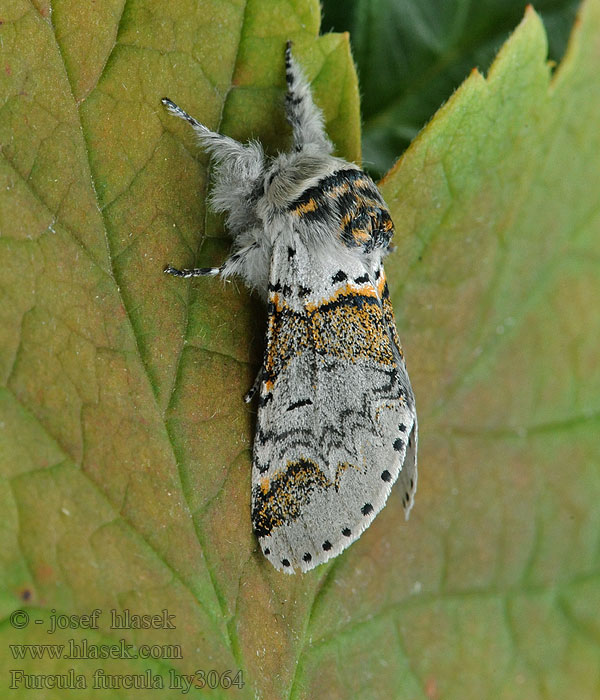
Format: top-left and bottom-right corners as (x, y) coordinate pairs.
(162, 48), (368, 298)
(202, 139), (360, 298)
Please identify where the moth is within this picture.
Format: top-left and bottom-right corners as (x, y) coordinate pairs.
(163, 42), (417, 574)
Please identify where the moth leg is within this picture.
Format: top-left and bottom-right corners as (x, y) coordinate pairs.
(244, 365), (264, 404)
(164, 264), (220, 278)
(161, 98), (203, 130)
(161, 97), (266, 179)
(165, 242), (260, 280)
(284, 41), (332, 154)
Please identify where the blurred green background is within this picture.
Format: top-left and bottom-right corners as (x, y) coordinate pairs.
(322, 0), (580, 176)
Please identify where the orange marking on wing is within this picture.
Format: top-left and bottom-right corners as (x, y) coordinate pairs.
(269, 292), (290, 313)
(354, 193), (380, 208)
(340, 211), (352, 229)
(305, 283), (377, 312)
(292, 198), (318, 216)
(329, 182), (350, 197)
(351, 228), (370, 243)
(377, 271), (387, 295)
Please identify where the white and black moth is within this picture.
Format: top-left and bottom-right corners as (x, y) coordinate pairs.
(163, 42), (417, 574)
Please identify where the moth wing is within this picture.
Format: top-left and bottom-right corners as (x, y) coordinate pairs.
(378, 260), (419, 518)
(252, 240), (417, 573)
(396, 416), (418, 517)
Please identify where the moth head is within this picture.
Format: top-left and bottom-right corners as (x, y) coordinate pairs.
(206, 134), (330, 227)
(259, 150), (332, 210)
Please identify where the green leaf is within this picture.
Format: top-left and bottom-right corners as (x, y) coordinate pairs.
(0, 1), (359, 697)
(322, 0), (581, 177)
(1, 1), (599, 699)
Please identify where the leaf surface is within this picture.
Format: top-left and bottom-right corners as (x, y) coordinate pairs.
(1, 0), (599, 698)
